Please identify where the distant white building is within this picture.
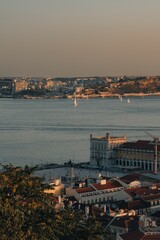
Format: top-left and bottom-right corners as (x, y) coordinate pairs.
(90, 133), (126, 168)
(90, 132), (160, 173)
(66, 178), (130, 205)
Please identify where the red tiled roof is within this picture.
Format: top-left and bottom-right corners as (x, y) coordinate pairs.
(120, 174), (141, 184)
(119, 229), (144, 240)
(92, 180), (122, 190)
(75, 180), (122, 194)
(75, 186), (95, 194)
(119, 198), (149, 210)
(141, 236), (160, 239)
(143, 193), (160, 201)
(120, 229), (160, 240)
(125, 186), (160, 198)
(120, 140), (160, 151)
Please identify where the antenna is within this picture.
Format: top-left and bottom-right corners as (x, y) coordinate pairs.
(144, 131), (159, 174)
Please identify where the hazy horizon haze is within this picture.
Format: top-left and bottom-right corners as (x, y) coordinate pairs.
(0, 0), (160, 77)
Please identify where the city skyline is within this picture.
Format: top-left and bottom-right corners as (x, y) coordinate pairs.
(0, 0), (160, 77)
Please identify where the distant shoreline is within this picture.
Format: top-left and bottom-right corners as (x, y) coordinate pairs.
(1, 92), (160, 99)
(15, 92), (160, 99)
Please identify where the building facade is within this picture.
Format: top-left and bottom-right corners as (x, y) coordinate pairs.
(90, 133), (127, 169)
(66, 178), (130, 205)
(115, 140), (160, 172)
(90, 133), (160, 173)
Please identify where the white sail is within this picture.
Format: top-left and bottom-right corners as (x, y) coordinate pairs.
(74, 97), (78, 106)
(119, 95), (123, 101)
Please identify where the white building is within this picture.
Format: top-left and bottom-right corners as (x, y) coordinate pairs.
(90, 132), (160, 173)
(66, 178), (130, 205)
(90, 132), (126, 168)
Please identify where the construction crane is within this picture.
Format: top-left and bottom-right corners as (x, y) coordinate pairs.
(144, 131), (159, 175)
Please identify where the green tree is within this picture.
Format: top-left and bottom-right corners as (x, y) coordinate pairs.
(56, 207), (110, 240)
(0, 165), (111, 240)
(0, 165), (58, 240)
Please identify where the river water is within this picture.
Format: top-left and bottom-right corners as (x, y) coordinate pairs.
(0, 96), (159, 166)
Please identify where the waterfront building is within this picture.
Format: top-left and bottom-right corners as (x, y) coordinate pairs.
(115, 140), (160, 172)
(90, 133), (160, 173)
(0, 78), (13, 96)
(13, 79), (28, 93)
(90, 133), (127, 168)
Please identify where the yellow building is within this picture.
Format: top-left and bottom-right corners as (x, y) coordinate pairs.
(115, 140), (160, 172)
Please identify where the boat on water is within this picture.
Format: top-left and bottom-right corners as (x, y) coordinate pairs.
(119, 95), (123, 101)
(73, 97), (78, 106)
(127, 98), (130, 103)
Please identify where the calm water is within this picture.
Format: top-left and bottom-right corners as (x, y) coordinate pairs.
(0, 96), (160, 166)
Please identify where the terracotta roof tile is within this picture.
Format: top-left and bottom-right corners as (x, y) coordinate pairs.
(120, 140), (160, 151)
(92, 180), (122, 190)
(125, 186), (160, 198)
(119, 199), (149, 210)
(75, 186), (95, 194)
(120, 174), (141, 184)
(143, 193), (160, 201)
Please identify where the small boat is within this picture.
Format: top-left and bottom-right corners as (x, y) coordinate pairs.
(73, 97), (78, 106)
(119, 95), (123, 101)
(127, 98), (130, 103)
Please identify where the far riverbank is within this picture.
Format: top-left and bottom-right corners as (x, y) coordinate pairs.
(11, 91), (160, 99)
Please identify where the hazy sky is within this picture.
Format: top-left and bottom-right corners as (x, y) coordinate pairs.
(0, 0), (160, 77)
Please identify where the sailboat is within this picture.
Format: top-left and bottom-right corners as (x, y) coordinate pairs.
(127, 98), (130, 103)
(73, 97), (78, 107)
(119, 95), (123, 101)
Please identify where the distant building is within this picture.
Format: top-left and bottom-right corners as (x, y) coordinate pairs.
(90, 133), (127, 168)
(66, 178), (130, 205)
(44, 178), (64, 196)
(109, 215), (139, 236)
(13, 79), (28, 93)
(117, 216), (160, 240)
(90, 133), (160, 173)
(0, 78), (13, 96)
(116, 140), (160, 172)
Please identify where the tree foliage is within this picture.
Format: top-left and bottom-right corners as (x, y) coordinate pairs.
(0, 165), (110, 240)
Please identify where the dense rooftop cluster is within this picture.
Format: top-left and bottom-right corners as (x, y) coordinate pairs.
(0, 75), (160, 98)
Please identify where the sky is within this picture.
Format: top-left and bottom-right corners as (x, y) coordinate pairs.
(0, 0), (160, 77)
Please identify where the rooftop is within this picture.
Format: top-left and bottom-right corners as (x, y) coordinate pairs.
(92, 180), (122, 190)
(119, 229), (160, 240)
(75, 180), (123, 194)
(120, 173), (141, 184)
(75, 186), (95, 194)
(120, 140), (160, 151)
